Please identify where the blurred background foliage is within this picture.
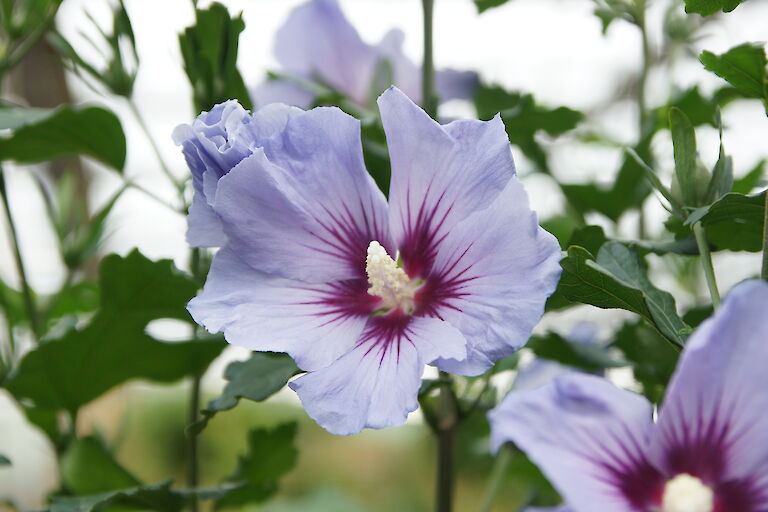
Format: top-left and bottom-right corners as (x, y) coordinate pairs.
(0, 0), (766, 510)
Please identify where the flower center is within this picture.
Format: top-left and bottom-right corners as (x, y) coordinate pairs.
(661, 474), (714, 512)
(366, 241), (418, 314)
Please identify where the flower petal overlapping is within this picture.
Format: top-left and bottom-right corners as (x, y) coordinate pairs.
(490, 280), (768, 512)
(179, 86), (561, 435)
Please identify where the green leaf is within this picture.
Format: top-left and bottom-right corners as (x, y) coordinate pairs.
(179, 2), (252, 113)
(61, 436), (140, 495)
(613, 322), (679, 403)
(474, 0), (512, 13)
(50, 481), (184, 512)
(698, 191), (766, 252)
(567, 225), (607, 257)
(596, 242), (689, 346)
(700, 43), (767, 105)
(669, 107), (701, 206)
(733, 159), (765, 194)
(559, 243), (688, 347)
(216, 423), (299, 508)
(191, 353), (300, 434)
(0, 455), (10, 466)
(685, 0), (744, 16)
(0, 105), (126, 170)
(528, 332), (626, 371)
(474, 84), (582, 172)
(5, 250), (225, 412)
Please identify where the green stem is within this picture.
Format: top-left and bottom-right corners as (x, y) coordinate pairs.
(435, 372), (457, 512)
(693, 222), (721, 308)
(0, 166), (41, 341)
(478, 445), (513, 512)
(187, 372), (201, 512)
(127, 100), (185, 200)
(421, 0), (437, 119)
(636, 0), (650, 240)
(762, 189), (768, 280)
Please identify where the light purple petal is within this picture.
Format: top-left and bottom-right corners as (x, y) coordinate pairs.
(212, 107), (391, 283)
(251, 78), (315, 109)
(423, 178), (561, 376)
(174, 101), (302, 247)
(524, 507), (575, 512)
(273, 0), (377, 105)
(290, 314), (465, 435)
(649, 280), (768, 484)
(436, 68), (479, 102)
(378, 87), (516, 277)
(188, 247), (374, 371)
(489, 373), (663, 512)
(376, 29), (421, 102)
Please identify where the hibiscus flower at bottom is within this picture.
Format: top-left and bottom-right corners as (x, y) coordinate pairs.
(489, 280), (768, 512)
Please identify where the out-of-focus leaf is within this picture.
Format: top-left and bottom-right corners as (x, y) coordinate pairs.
(540, 214), (581, 250)
(567, 225), (607, 257)
(528, 333), (626, 371)
(44, 281), (100, 324)
(592, 0), (637, 33)
(613, 322), (679, 403)
(0, 279), (27, 327)
(49, 481), (184, 512)
(657, 86), (719, 128)
(190, 353), (300, 435)
(700, 43), (767, 107)
(0, 105), (126, 170)
(562, 138), (653, 222)
(215, 423), (299, 508)
(0, 455), (10, 466)
(685, 0), (744, 16)
(474, 0), (513, 13)
(697, 191), (766, 252)
(61, 436), (140, 495)
(5, 250), (225, 412)
(669, 108), (704, 206)
(559, 243), (689, 347)
(179, 2), (252, 113)
(733, 159), (765, 194)
(48, 0), (138, 98)
(474, 84), (582, 172)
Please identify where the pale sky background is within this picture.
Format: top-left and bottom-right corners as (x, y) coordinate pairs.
(1, 0), (767, 507)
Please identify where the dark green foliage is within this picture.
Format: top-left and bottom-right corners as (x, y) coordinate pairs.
(179, 2), (253, 113)
(700, 43), (768, 110)
(216, 423), (299, 508)
(528, 332), (626, 371)
(49, 482), (184, 512)
(474, 0), (513, 13)
(0, 105), (126, 170)
(190, 353), (300, 434)
(684, 0), (744, 16)
(474, 84), (583, 172)
(696, 191), (766, 251)
(559, 242), (689, 347)
(613, 322), (680, 403)
(48, 0), (138, 98)
(0, 454), (10, 466)
(4, 250), (225, 412)
(61, 436), (140, 494)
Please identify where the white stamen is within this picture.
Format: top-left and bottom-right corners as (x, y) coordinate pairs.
(365, 241), (417, 313)
(662, 474), (714, 512)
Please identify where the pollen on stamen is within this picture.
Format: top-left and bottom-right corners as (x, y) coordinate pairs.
(661, 474), (714, 512)
(365, 241), (416, 313)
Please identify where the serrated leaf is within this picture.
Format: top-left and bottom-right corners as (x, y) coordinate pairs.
(685, 0), (744, 16)
(700, 43), (767, 104)
(50, 481), (184, 512)
(0, 105), (126, 170)
(216, 423), (299, 508)
(5, 250), (225, 412)
(191, 353), (300, 434)
(61, 436), (140, 495)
